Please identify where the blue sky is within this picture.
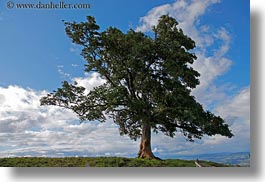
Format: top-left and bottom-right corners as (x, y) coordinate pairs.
(0, 0), (249, 158)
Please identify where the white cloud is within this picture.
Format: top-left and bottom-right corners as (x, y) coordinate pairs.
(0, 85), (250, 158)
(0, 94), (5, 104)
(197, 87), (250, 152)
(71, 64), (79, 67)
(73, 72), (106, 94)
(57, 65), (71, 79)
(215, 86), (250, 139)
(190, 27), (233, 109)
(136, 0), (220, 46)
(0, 85), (138, 158)
(193, 56), (232, 90)
(215, 87), (250, 122)
(215, 28), (231, 55)
(69, 43), (81, 54)
(0, 85), (76, 133)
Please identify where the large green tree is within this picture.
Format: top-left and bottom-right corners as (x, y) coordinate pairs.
(40, 15), (233, 159)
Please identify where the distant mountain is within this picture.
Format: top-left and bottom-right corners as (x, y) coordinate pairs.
(175, 152), (250, 166)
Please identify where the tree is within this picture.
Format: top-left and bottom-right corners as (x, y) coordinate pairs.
(40, 15), (233, 159)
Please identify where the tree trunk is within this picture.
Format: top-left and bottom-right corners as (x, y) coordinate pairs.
(137, 120), (156, 159)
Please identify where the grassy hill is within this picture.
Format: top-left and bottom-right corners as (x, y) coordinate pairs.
(0, 157), (232, 167)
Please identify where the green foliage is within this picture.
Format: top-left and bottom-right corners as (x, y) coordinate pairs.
(0, 157), (231, 167)
(40, 15), (233, 144)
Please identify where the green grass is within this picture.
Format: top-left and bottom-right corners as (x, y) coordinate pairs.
(0, 157), (231, 167)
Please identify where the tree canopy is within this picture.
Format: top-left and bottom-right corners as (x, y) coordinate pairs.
(40, 15), (233, 159)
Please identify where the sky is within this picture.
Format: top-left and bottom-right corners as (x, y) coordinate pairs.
(0, 0), (250, 158)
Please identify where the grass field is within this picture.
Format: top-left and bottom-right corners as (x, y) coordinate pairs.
(0, 157), (232, 167)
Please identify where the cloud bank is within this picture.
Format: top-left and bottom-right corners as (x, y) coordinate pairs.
(0, 85), (138, 157)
